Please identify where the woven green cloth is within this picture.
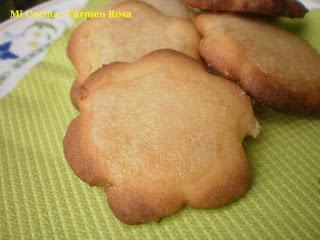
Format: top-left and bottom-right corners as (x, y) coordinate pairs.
(1, 0), (320, 239)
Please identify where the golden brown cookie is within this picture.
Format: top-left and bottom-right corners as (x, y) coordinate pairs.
(182, 0), (308, 18)
(67, 1), (200, 109)
(195, 13), (320, 114)
(64, 49), (260, 224)
(105, 0), (196, 19)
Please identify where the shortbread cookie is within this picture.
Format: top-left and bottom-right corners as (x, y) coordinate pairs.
(68, 1), (200, 109)
(182, 0), (307, 18)
(106, 0), (196, 19)
(64, 50), (260, 224)
(195, 13), (320, 114)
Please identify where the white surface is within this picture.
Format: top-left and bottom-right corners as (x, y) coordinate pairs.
(300, 0), (320, 9)
(0, 0), (89, 99)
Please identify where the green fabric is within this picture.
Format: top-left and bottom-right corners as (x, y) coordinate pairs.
(1, 0), (320, 238)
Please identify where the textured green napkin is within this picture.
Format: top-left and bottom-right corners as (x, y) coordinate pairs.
(0, 1), (319, 239)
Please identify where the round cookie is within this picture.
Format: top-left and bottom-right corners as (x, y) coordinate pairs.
(182, 0), (308, 18)
(195, 13), (320, 114)
(64, 50), (260, 224)
(67, 1), (200, 109)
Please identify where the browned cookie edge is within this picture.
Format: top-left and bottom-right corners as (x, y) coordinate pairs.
(182, 0), (308, 18)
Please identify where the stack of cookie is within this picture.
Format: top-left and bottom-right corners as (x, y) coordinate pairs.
(64, 0), (320, 224)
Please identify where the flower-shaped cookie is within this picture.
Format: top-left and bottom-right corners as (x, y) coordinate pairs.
(195, 13), (320, 114)
(68, 1), (200, 109)
(64, 50), (260, 224)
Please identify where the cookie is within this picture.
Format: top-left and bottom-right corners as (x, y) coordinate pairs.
(67, 1), (200, 109)
(195, 13), (320, 114)
(105, 0), (196, 19)
(182, 0), (308, 18)
(64, 49), (260, 224)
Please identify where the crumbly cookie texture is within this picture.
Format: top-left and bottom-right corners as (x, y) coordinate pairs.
(195, 13), (320, 114)
(64, 50), (260, 224)
(182, 0), (307, 18)
(67, 1), (200, 109)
